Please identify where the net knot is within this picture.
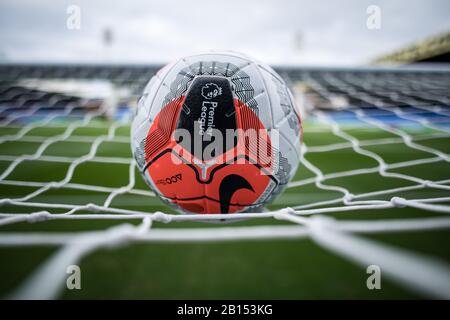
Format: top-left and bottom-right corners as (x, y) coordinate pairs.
(343, 193), (354, 203)
(273, 207), (296, 220)
(391, 197), (406, 208)
(85, 203), (100, 212)
(49, 182), (61, 188)
(0, 198), (12, 206)
(422, 180), (432, 187)
(152, 211), (172, 223)
(28, 211), (50, 223)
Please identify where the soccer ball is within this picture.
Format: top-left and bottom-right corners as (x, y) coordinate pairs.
(131, 52), (302, 214)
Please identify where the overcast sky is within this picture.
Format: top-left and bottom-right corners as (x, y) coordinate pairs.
(0, 0), (449, 66)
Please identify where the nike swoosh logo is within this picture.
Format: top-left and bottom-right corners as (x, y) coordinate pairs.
(219, 174), (254, 213)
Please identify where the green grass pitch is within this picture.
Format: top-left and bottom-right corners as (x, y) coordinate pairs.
(0, 118), (449, 299)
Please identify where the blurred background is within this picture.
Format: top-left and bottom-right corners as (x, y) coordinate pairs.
(0, 0), (450, 300)
(1, 0), (450, 66)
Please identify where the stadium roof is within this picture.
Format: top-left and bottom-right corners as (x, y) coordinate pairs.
(373, 30), (450, 64)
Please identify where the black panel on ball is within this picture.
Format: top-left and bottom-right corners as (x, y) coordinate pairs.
(176, 75), (238, 161)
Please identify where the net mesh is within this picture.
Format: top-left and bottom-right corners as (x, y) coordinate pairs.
(0, 65), (449, 299)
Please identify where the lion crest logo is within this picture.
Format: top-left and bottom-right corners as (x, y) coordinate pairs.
(201, 83), (222, 99)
